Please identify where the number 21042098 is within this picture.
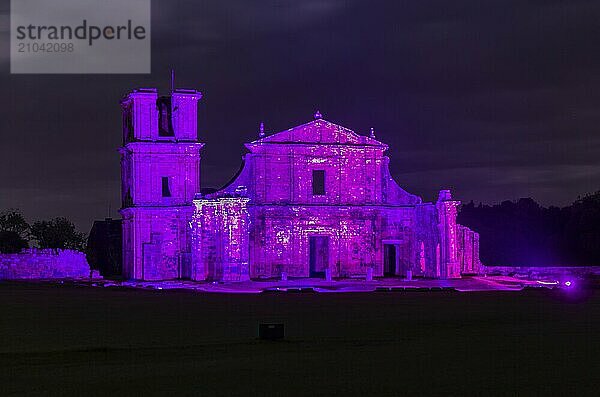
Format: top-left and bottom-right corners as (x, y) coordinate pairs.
(17, 42), (74, 53)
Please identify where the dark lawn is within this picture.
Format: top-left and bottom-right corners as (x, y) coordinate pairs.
(0, 283), (599, 396)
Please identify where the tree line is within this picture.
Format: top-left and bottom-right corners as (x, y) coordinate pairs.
(0, 210), (86, 254)
(458, 191), (600, 266)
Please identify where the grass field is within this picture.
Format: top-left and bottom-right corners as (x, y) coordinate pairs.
(1, 283), (599, 396)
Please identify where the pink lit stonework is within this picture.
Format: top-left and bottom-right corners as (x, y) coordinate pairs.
(120, 88), (481, 281)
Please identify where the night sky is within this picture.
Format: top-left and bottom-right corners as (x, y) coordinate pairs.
(1, 0), (599, 231)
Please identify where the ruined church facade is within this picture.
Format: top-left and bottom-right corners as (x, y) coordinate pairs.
(120, 88), (480, 281)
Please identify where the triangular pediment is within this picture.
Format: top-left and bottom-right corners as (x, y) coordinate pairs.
(249, 119), (387, 148)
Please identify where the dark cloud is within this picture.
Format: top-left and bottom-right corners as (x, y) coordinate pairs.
(0, 0), (599, 230)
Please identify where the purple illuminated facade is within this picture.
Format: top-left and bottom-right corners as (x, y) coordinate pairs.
(120, 88), (481, 281)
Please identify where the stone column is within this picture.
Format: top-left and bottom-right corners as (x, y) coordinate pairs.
(436, 190), (461, 279)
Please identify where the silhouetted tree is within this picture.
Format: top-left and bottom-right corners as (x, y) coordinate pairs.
(31, 217), (87, 252)
(0, 231), (28, 253)
(0, 209), (30, 253)
(458, 191), (600, 266)
(563, 191), (600, 264)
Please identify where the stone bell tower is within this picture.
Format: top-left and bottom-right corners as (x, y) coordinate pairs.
(119, 87), (203, 280)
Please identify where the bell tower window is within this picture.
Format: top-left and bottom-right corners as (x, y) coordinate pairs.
(157, 97), (174, 137)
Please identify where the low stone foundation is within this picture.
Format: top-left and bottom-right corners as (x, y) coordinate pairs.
(0, 249), (94, 279)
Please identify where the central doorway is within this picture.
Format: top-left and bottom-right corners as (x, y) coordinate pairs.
(309, 236), (329, 277)
(384, 244), (397, 276)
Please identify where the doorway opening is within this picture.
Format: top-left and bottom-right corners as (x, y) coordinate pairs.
(384, 243), (397, 276)
(309, 236), (329, 277)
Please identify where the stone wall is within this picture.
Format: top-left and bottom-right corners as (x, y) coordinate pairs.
(191, 197), (250, 281)
(457, 225), (481, 275)
(249, 206), (389, 278)
(0, 249), (92, 279)
(121, 207), (193, 280)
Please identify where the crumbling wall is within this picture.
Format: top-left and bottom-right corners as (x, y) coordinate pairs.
(0, 249), (92, 279)
(191, 197), (250, 281)
(415, 203), (441, 278)
(457, 225), (481, 275)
